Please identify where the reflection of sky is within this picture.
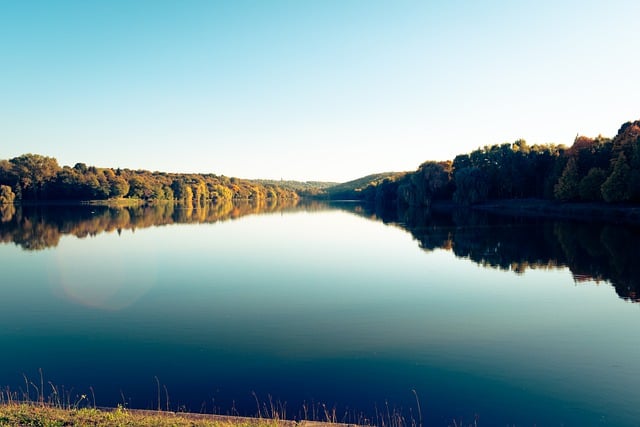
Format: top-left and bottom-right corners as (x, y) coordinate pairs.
(1, 209), (640, 425)
(50, 231), (158, 310)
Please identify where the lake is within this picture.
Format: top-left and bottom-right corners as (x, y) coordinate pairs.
(1, 201), (639, 426)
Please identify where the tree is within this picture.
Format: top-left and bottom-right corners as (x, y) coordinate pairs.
(601, 152), (631, 203)
(266, 187), (278, 200)
(513, 139), (530, 154)
(183, 185), (194, 206)
(453, 167), (488, 205)
(0, 160), (13, 186)
(194, 180), (208, 206)
(109, 175), (130, 198)
(578, 168), (606, 201)
(452, 154), (471, 171)
(171, 180), (185, 200)
(554, 157), (580, 201)
(73, 162), (88, 174)
(211, 184), (233, 201)
(127, 176), (154, 199)
(9, 154), (60, 200)
(403, 161), (452, 207)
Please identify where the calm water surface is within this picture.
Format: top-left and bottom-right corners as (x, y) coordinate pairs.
(1, 202), (639, 426)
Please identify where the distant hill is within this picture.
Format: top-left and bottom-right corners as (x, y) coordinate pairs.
(257, 174), (409, 199)
(321, 172), (407, 200)
(253, 179), (337, 193)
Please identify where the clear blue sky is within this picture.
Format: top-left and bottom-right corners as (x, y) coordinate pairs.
(1, 0), (638, 182)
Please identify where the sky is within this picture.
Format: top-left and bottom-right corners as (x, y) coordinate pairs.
(1, 0), (639, 182)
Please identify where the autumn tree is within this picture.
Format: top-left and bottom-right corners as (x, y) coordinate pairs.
(9, 154), (60, 200)
(0, 160), (14, 186)
(211, 184), (233, 201)
(127, 176), (155, 199)
(193, 180), (208, 206)
(0, 185), (15, 204)
(183, 185), (194, 206)
(109, 175), (130, 198)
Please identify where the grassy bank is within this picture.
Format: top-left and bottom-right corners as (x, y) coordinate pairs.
(0, 403), (292, 427)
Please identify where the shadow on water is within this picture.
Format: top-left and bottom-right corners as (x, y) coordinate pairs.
(332, 201), (640, 303)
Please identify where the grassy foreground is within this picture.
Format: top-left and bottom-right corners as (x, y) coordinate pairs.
(0, 404), (286, 427)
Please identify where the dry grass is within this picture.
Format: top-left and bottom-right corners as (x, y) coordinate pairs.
(0, 403), (284, 427)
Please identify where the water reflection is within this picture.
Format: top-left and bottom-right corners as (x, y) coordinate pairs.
(2, 200), (639, 302)
(2, 200), (640, 425)
(335, 203), (640, 303)
(0, 199), (318, 251)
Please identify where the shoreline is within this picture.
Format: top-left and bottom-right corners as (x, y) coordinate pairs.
(7, 197), (640, 225)
(0, 403), (362, 427)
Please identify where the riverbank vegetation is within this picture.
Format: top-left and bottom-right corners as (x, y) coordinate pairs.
(0, 403), (286, 427)
(1, 119), (638, 212)
(319, 119), (640, 208)
(0, 156), (299, 205)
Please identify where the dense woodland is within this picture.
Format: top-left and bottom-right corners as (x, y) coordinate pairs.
(1, 119), (638, 207)
(0, 156), (298, 205)
(338, 119), (640, 207)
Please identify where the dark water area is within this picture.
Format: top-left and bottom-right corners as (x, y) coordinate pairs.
(1, 201), (639, 426)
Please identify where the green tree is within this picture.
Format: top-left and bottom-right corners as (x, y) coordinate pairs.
(578, 168), (607, 201)
(601, 152), (631, 203)
(554, 157), (580, 201)
(453, 167), (488, 205)
(403, 161), (452, 207)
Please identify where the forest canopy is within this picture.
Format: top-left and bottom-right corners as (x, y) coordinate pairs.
(0, 155), (298, 204)
(2, 119), (639, 207)
(337, 119), (640, 207)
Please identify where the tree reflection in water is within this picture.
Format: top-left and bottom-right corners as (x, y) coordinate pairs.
(337, 202), (640, 303)
(2, 200), (639, 302)
(0, 199), (310, 251)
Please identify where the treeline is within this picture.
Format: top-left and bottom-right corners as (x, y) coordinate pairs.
(355, 119), (640, 207)
(0, 155), (298, 204)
